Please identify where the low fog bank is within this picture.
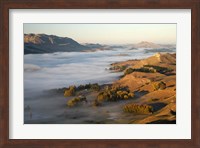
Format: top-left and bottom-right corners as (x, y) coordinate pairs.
(24, 47), (175, 92)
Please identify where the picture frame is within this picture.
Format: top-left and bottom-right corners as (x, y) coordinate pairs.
(0, 0), (199, 147)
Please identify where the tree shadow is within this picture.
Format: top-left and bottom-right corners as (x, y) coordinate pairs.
(134, 90), (149, 98)
(147, 120), (176, 124)
(148, 102), (167, 112)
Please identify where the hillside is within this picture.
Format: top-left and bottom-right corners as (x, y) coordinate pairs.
(24, 34), (89, 54)
(111, 53), (176, 123)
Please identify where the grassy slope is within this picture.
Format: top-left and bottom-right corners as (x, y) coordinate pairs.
(111, 53), (176, 123)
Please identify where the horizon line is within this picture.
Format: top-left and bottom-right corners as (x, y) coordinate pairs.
(24, 33), (176, 45)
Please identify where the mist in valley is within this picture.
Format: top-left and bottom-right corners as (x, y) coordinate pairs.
(24, 46), (175, 124)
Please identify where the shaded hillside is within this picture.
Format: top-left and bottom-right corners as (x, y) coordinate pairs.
(24, 34), (89, 54)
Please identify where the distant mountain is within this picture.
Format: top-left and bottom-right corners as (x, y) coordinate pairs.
(130, 41), (176, 49)
(134, 41), (162, 48)
(24, 34), (89, 54)
(84, 43), (105, 49)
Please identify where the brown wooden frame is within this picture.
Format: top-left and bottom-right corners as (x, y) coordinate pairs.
(0, 0), (200, 147)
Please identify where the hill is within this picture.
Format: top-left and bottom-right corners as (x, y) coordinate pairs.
(111, 53), (176, 123)
(24, 34), (89, 54)
(130, 41), (176, 50)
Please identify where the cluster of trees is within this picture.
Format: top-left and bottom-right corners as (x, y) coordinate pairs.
(109, 65), (127, 72)
(123, 65), (173, 76)
(124, 67), (155, 75)
(67, 96), (87, 107)
(144, 65), (173, 74)
(76, 83), (100, 91)
(123, 103), (153, 114)
(95, 86), (134, 104)
(64, 83), (100, 97)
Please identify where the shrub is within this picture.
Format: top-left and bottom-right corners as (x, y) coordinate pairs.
(152, 83), (159, 91)
(97, 92), (108, 102)
(152, 81), (166, 91)
(124, 68), (134, 75)
(93, 99), (102, 106)
(91, 83), (100, 91)
(84, 83), (91, 89)
(77, 84), (85, 90)
(123, 95), (129, 100)
(64, 86), (76, 97)
(67, 96), (87, 107)
(128, 92), (134, 98)
(67, 99), (76, 107)
(158, 81), (167, 90)
(123, 103), (153, 114)
(116, 90), (128, 99)
(120, 66), (127, 71)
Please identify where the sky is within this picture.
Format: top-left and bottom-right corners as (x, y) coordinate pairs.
(24, 24), (176, 44)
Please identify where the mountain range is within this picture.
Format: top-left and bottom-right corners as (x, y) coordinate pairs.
(24, 34), (176, 54)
